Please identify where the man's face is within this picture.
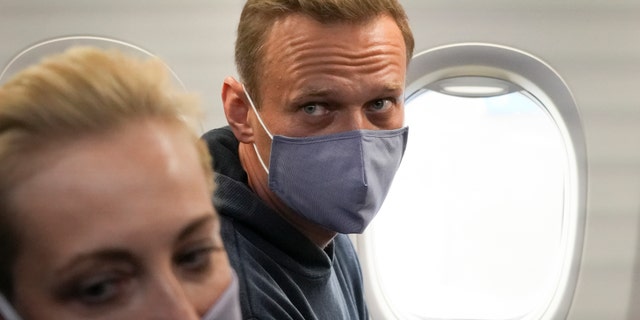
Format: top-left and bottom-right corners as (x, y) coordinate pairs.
(251, 13), (407, 164)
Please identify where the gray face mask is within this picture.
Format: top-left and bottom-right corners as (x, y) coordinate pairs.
(244, 86), (408, 234)
(201, 271), (242, 320)
(0, 272), (241, 320)
(0, 293), (20, 320)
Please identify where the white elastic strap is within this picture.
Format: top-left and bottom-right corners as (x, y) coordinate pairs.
(241, 84), (273, 140)
(0, 294), (21, 320)
(242, 84), (272, 174)
(252, 143), (270, 174)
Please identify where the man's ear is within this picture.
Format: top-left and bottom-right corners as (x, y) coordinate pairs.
(222, 76), (254, 143)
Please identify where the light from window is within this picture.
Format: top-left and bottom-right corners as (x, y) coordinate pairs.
(369, 88), (568, 319)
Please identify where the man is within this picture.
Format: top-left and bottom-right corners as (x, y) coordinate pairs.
(202, 0), (414, 319)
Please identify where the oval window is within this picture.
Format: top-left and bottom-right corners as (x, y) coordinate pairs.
(358, 44), (586, 320)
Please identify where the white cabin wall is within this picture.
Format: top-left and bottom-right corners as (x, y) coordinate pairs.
(0, 0), (242, 130)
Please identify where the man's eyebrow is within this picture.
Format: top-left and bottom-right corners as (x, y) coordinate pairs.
(298, 87), (336, 97)
(383, 81), (403, 92)
(296, 82), (403, 98)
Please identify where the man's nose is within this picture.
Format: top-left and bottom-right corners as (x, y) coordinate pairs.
(342, 108), (377, 131)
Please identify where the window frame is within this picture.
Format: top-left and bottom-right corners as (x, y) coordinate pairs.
(356, 43), (587, 320)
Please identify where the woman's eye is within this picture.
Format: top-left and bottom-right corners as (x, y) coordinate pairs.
(74, 274), (129, 305)
(175, 246), (217, 272)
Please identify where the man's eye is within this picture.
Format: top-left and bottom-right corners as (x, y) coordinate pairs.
(301, 103), (328, 116)
(369, 99), (394, 112)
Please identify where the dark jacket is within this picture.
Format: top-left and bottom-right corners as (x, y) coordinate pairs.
(202, 127), (369, 320)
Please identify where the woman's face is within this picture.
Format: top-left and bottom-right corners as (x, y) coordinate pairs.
(6, 120), (231, 319)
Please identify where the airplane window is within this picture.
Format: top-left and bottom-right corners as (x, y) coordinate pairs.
(358, 44), (586, 320)
(373, 88), (565, 319)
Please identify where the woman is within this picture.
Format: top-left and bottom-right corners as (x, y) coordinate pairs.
(0, 46), (240, 319)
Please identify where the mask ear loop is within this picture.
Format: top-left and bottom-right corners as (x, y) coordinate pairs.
(0, 294), (22, 320)
(242, 84), (271, 174)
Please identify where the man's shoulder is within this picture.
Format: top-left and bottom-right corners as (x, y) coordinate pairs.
(217, 215), (305, 319)
(201, 126), (237, 156)
(201, 126), (248, 182)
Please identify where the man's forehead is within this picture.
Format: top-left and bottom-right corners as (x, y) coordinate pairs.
(254, 13), (406, 98)
(268, 11), (382, 35)
(262, 13), (404, 63)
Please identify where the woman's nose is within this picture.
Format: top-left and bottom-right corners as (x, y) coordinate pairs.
(146, 273), (200, 320)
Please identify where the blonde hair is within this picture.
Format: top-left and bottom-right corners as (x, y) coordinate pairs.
(235, 0), (415, 104)
(0, 46), (214, 297)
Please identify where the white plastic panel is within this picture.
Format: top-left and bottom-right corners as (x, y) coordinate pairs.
(358, 43), (587, 320)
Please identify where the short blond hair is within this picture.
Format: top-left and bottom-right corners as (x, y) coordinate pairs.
(0, 46), (214, 297)
(235, 0), (415, 104)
